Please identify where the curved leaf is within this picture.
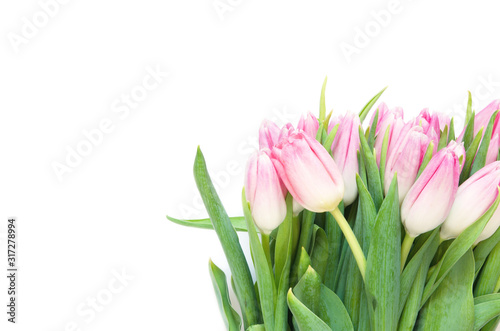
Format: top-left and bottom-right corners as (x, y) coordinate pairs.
(209, 260), (242, 331)
(166, 215), (248, 232)
(319, 284), (354, 331)
(287, 289), (331, 331)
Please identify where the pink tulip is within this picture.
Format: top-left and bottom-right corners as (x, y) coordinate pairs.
(384, 126), (430, 203)
(371, 103), (406, 165)
(259, 119), (281, 150)
(441, 161), (500, 243)
(271, 130), (344, 213)
(245, 149), (287, 234)
(401, 142), (463, 237)
(297, 112), (319, 139)
(330, 112), (360, 205)
(486, 133), (500, 165)
(457, 99), (500, 141)
(412, 109), (445, 154)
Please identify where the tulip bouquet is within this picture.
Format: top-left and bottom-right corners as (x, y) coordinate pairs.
(168, 81), (500, 331)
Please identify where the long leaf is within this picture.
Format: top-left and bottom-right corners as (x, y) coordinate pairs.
(287, 289), (331, 331)
(167, 215), (248, 232)
(194, 148), (260, 326)
(209, 260), (242, 331)
(421, 189), (500, 307)
(416, 249), (475, 331)
(359, 126), (384, 210)
(319, 284), (354, 331)
(359, 86), (388, 123)
(474, 241), (500, 296)
(274, 196), (294, 331)
(474, 298), (500, 331)
(471, 111), (498, 175)
(365, 175), (401, 331)
(242, 190), (276, 331)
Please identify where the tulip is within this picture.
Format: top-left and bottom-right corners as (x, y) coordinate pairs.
(245, 149), (287, 234)
(384, 126), (430, 203)
(330, 112), (361, 205)
(259, 119), (281, 150)
(486, 133), (500, 165)
(271, 129), (344, 213)
(457, 99), (500, 141)
(412, 109), (447, 154)
(471, 99), (500, 137)
(440, 161), (500, 243)
(297, 112), (319, 139)
(371, 102), (406, 165)
(401, 142), (463, 237)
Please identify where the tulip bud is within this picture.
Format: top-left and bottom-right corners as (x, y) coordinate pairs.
(385, 126), (430, 203)
(245, 149), (287, 234)
(401, 142), (463, 237)
(271, 130), (344, 213)
(297, 112), (319, 139)
(440, 161), (500, 243)
(259, 119), (281, 150)
(371, 103), (406, 165)
(330, 112), (361, 205)
(413, 109), (446, 154)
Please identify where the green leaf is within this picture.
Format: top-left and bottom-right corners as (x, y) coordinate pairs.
(365, 174), (401, 331)
(246, 325), (266, 331)
(296, 247), (312, 284)
(421, 189), (500, 307)
(399, 228), (440, 318)
(310, 227), (329, 282)
(368, 109), (379, 150)
(474, 299), (500, 331)
(463, 110), (475, 151)
(319, 76), (327, 123)
(359, 86), (388, 123)
(287, 289), (331, 331)
(359, 126), (384, 211)
(460, 127), (484, 184)
(417, 249), (475, 331)
(474, 241), (500, 296)
(323, 123), (339, 153)
(323, 212), (342, 291)
(416, 142), (434, 179)
(437, 125), (448, 150)
(343, 177), (375, 330)
(166, 215), (248, 232)
(319, 284), (354, 331)
(290, 211), (316, 287)
(448, 118), (456, 143)
(242, 190), (276, 331)
(398, 237), (438, 331)
(274, 196), (294, 331)
(471, 111), (498, 175)
(379, 125), (391, 187)
(465, 91), (473, 125)
(194, 148), (260, 326)
(474, 226), (500, 276)
(294, 266), (322, 316)
(209, 260), (242, 331)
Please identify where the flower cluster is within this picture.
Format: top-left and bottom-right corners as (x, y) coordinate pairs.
(169, 87), (500, 331)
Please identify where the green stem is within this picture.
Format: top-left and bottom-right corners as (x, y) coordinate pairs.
(330, 207), (366, 281)
(262, 233), (273, 274)
(401, 232), (415, 271)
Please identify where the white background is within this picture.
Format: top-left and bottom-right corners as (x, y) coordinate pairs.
(1, 1), (500, 330)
